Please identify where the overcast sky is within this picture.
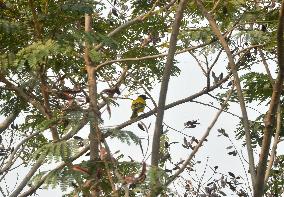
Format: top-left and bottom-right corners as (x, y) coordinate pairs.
(1, 1), (284, 193)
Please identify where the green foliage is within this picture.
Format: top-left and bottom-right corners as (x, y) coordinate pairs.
(0, 92), (25, 116)
(148, 166), (170, 194)
(236, 109), (284, 147)
(105, 128), (140, 145)
(1, 0), (284, 196)
(30, 171), (46, 187)
(235, 118), (264, 147)
(30, 167), (81, 192)
(93, 32), (119, 48)
(32, 140), (80, 163)
(61, 0), (97, 14)
(241, 72), (273, 103)
(0, 19), (21, 34)
(181, 27), (213, 44)
(265, 155), (284, 195)
(14, 39), (75, 69)
(227, 72), (274, 104)
(89, 49), (103, 63)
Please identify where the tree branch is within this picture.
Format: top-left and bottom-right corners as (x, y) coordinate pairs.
(28, 0), (42, 40)
(0, 74), (60, 141)
(163, 85), (234, 191)
(0, 131), (41, 173)
(255, 1), (284, 195)
(0, 75), (47, 116)
(17, 145), (90, 197)
(102, 140), (127, 197)
(84, 15), (100, 197)
(9, 158), (45, 197)
(103, 74), (229, 138)
(8, 118), (88, 196)
(259, 49), (274, 83)
(0, 112), (19, 134)
(95, 42), (214, 71)
(60, 116), (89, 141)
(264, 104), (281, 184)
(94, 0), (177, 51)
(149, 0), (188, 195)
(195, 0), (256, 191)
(40, 67), (59, 141)
(103, 47), (250, 137)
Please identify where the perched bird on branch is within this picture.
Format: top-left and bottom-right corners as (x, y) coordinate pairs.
(130, 95), (149, 119)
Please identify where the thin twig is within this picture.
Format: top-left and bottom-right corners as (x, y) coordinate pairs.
(94, 0), (177, 51)
(264, 105), (281, 183)
(17, 145), (90, 197)
(0, 131), (41, 173)
(163, 85), (234, 191)
(103, 140), (130, 197)
(103, 74), (230, 137)
(195, 0), (256, 190)
(209, 0), (222, 13)
(95, 42), (214, 71)
(259, 49), (274, 83)
(191, 100), (241, 118)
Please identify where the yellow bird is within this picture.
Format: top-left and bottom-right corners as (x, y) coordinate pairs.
(130, 95), (148, 119)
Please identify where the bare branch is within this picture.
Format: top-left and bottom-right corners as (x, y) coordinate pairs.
(18, 145), (90, 197)
(195, 0), (256, 190)
(0, 74), (61, 142)
(264, 104), (281, 184)
(0, 75), (46, 117)
(104, 47), (251, 137)
(0, 112), (19, 134)
(163, 85), (234, 191)
(95, 39), (261, 73)
(94, 0), (177, 50)
(95, 42), (214, 71)
(209, 0), (222, 13)
(255, 1), (284, 194)
(85, 14), (100, 163)
(9, 158), (45, 197)
(0, 131), (41, 173)
(102, 140), (128, 197)
(259, 49), (274, 83)
(151, 0), (188, 164)
(28, 0), (43, 39)
(103, 74), (229, 138)
(260, 55), (281, 185)
(191, 100), (241, 119)
(188, 50), (207, 75)
(60, 116), (88, 141)
(132, 0), (185, 194)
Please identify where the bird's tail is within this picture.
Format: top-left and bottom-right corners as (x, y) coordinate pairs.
(130, 110), (138, 119)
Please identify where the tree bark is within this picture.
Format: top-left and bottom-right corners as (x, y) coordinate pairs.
(0, 112), (18, 134)
(254, 1), (284, 196)
(150, 0), (188, 195)
(84, 14), (100, 197)
(18, 146), (89, 197)
(195, 0), (256, 191)
(84, 14), (100, 161)
(9, 158), (44, 197)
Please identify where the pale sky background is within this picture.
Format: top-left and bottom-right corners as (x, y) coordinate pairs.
(3, 52), (283, 196)
(1, 1), (284, 196)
